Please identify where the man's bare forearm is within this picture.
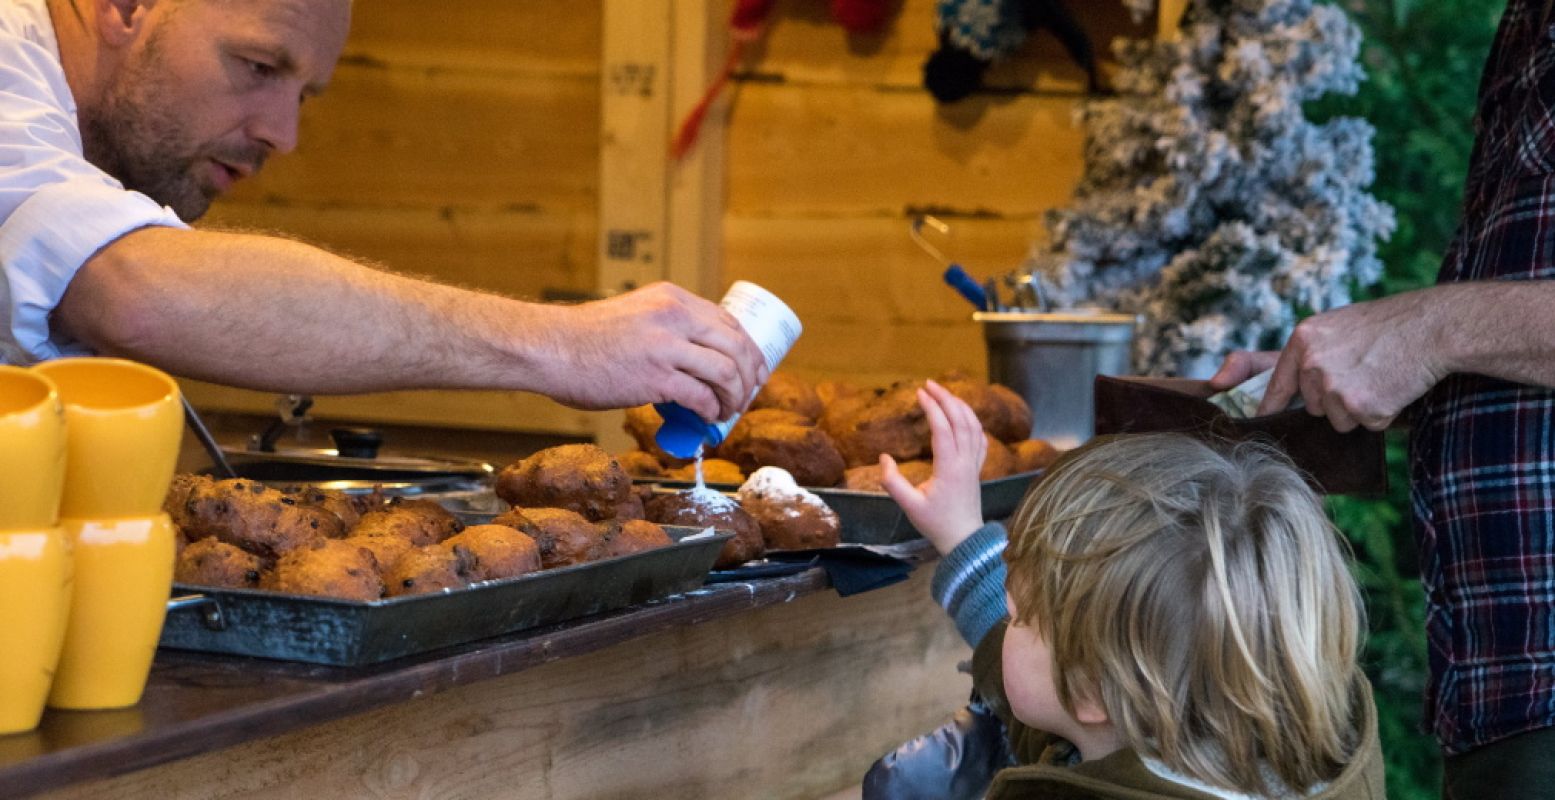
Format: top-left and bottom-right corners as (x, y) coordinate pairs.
(1429, 280), (1555, 388)
(54, 226), (768, 419)
(56, 226), (565, 394)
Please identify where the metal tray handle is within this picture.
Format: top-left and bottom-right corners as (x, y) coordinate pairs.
(166, 593), (227, 632)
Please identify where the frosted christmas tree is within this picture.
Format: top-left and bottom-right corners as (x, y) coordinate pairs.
(1030, 0), (1395, 377)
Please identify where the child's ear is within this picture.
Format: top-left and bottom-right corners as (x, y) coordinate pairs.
(1072, 690), (1110, 725)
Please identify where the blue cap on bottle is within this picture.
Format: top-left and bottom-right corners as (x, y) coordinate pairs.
(654, 402), (725, 459)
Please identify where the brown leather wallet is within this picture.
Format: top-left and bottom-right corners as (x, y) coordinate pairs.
(1092, 375), (1388, 495)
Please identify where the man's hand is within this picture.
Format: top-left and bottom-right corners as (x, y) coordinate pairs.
(1208, 350), (1280, 391)
(880, 380), (987, 555)
(540, 282), (767, 421)
(1248, 291), (1447, 432)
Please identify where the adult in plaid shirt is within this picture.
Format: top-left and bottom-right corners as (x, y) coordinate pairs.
(1213, 2), (1555, 794)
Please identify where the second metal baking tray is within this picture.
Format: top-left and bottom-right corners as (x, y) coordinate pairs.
(641, 471), (1044, 545)
(160, 526), (730, 667)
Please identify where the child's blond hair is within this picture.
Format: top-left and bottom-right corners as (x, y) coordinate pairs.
(1003, 433), (1364, 796)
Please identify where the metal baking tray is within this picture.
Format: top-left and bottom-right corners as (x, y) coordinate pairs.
(640, 471), (1044, 545)
(159, 526), (730, 667)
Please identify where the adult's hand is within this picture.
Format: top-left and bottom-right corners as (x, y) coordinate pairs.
(541, 282), (767, 421)
(1255, 292), (1447, 432)
(1208, 350), (1280, 391)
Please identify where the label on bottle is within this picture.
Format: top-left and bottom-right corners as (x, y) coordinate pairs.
(720, 280), (802, 374)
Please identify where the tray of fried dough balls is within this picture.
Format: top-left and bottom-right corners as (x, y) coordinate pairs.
(620, 371), (1063, 545)
(158, 450), (731, 667)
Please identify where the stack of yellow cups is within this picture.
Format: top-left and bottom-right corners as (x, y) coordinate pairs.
(0, 367), (69, 735)
(32, 358), (181, 712)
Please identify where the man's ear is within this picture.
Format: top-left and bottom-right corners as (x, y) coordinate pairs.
(95, 0), (154, 48)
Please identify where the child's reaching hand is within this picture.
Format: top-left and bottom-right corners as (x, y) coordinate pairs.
(880, 379), (987, 555)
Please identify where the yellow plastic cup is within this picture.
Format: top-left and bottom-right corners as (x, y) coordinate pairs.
(0, 528), (71, 735)
(0, 366), (66, 529)
(0, 368), (70, 735)
(32, 357), (182, 711)
(30, 358), (182, 520)
(46, 516), (176, 710)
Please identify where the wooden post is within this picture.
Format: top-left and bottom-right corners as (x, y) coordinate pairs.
(599, 0), (673, 296)
(666, 0), (728, 300)
(596, 0), (728, 453)
(599, 0), (725, 297)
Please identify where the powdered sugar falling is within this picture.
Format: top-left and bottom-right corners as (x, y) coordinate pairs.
(682, 484), (740, 514)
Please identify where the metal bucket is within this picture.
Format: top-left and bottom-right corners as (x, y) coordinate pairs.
(975, 311), (1137, 449)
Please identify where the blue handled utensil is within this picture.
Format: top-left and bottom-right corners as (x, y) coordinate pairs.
(943, 264), (988, 310)
(911, 215), (989, 311)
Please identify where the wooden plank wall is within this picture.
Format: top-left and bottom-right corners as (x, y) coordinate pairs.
(722, 0), (1146, 390)
(188, 0), (1146, 435)
(190, 2), (603, 435)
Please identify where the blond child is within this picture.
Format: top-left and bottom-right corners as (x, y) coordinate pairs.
(876, 380), (1384, 799)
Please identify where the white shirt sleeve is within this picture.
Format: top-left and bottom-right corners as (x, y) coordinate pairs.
(0, 7), (186, 364)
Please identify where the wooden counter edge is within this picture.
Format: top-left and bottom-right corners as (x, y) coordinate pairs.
(2, 556), (882, 798)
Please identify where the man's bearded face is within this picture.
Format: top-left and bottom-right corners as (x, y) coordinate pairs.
(78, 0), (350, 222)
(84, 32), (266, 221)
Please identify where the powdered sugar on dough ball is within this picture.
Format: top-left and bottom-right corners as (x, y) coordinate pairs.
(737, 467), (830, 514)
(737, 467), (842, 550)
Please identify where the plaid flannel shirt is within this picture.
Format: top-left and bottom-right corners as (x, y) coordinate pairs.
(1411, 0), (1555, 754)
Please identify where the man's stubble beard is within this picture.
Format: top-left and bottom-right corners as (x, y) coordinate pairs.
(79, 33), (214, 222)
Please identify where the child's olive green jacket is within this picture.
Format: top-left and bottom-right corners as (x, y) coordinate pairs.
(972, 622), (1387, 800)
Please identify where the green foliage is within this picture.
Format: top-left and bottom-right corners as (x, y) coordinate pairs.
(1328, 437), (1437, 799)
(1318, 0), (1503, 296)
(1313, 0), (1503, 797)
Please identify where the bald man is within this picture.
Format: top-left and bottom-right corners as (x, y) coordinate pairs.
(0, 0), (765, 423)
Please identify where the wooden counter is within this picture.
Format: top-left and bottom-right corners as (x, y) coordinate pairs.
(1, 550), (972, 799)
